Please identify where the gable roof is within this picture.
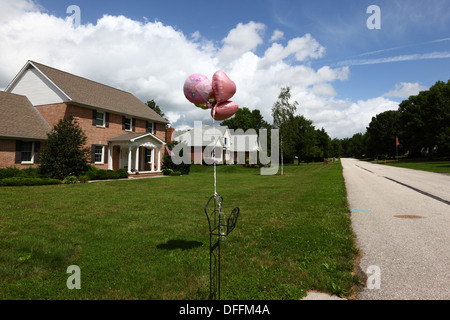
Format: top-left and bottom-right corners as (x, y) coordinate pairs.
(174, 124), (230, 147)
(9, 61), (169, 124)
(0, 92), (51, 140)
(109, 132), (165, 145)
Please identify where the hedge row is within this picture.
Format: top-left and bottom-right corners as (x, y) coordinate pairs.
(0, 166), (129, 186)
(84, 166), (129, 181)
(0, 177), (61, 186)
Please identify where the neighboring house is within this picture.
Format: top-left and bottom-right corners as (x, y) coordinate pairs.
(229, 129), (260, 164)
(174, 124), (232, 164)
(173, 124), (260, 164)
(0, 60), (170, 174)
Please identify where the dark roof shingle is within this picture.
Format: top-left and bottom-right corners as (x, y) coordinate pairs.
(30, 61), (169, 124)
(0, 92), (51, 140)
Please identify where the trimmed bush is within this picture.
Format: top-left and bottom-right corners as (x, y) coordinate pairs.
(0, 167), (21, 179)
(63, 176), (78, 184)
(0, 177), (61, 186)
(115, 169), (129, 179)
(84, 166), (129, 181)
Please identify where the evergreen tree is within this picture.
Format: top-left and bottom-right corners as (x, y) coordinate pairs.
(39, 116), (90, 179)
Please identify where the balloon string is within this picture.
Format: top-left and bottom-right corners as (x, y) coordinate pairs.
(212, 106), (217, 196)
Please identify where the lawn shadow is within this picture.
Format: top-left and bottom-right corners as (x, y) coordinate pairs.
(156, 239), (203, 251)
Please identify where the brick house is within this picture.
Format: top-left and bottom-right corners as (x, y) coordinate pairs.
(0, 60), (170, 174)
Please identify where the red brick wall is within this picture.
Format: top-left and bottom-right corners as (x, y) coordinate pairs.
(0, 139), (16, 168)
(0, 139), (40, 169)
(38, 103), (167, 170)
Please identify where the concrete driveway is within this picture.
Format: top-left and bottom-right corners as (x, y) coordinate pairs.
(341, 158), (450, 300)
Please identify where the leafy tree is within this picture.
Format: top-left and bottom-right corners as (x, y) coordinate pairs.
(221, 107), (271, 131)
(366, 110), (401, 158)
(398, 80), (450, 157)
(162, 141), (190, 175)
(330, 138), (343, 158)
(147, 99), (165, 118)
(291, 115), (315, 163)
(272, 86), (298, 163)
(39, 116), (90, 179)
(346, 132), (368, 159)
(314, 128), (331, 159)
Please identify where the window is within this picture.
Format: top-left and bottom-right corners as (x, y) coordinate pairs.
(145, 148), (152, 163)
(124, 117), (131, 131)
(94, 145), (104, 163)
(146, 121), (153, 134)
(224, 137), (228, 146)
(96, 112), (105, 126)
(21, 141), (33, 163)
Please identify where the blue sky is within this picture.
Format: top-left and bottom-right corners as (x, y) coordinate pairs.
(1, 0), (449, 138)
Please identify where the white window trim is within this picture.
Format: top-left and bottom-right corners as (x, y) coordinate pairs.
(124, 117), (132, 131)
(21, 141), (34, 164)
(94, 145), (104, 164)
(96, 111), (106, 127)
(145, 148), (153, 163)
(147, 121), (154, 134)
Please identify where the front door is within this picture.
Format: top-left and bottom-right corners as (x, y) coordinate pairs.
(120, 146), (129, 170)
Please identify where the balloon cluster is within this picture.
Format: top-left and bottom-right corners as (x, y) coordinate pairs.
(183, 71), (238, 121)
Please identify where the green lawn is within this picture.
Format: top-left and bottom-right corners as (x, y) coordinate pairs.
(0, 162), (361, 300)
(375, 158), (450, 173)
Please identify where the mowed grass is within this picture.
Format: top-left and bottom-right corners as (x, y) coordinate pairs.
(376, 158), (450, 173)
(0, 162), (361, 300)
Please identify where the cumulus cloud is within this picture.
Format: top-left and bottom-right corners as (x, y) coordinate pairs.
(0, 0), (399, 139)
(217, 21), (266, 65)
(383, 82), (428, 98)
(269, 29), (284, 42)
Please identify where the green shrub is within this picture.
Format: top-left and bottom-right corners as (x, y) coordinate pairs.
(63, 176), (78, 184)
(85, 167), (126, 180)
(170, 171), (181, 176)
(85, 166), (99, 180)
(19, 167), (42, 178)
(162, 169), (173, 176)
(115, 169), (129, 179)
(0, 167), (21, 179)
(78, 175), (89, 183)
(0, 177), (61, 186)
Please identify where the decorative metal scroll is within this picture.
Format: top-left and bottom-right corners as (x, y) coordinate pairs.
(204, 194), (239, 300)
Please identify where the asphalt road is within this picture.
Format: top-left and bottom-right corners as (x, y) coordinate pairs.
(341, 158), (450, 300)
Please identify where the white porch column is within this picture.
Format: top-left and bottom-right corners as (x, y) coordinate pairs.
(127, 145), (132, 174)
(108, 144), (113, 170)
(135, 146), (140, 172)
(157, 147), (161, 171)
(151, 148), (155, 172)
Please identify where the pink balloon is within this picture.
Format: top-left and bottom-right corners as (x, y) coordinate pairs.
(183, 74), (212, 104)
(211, 101), (239, 121)
(212, 71), (236, 104)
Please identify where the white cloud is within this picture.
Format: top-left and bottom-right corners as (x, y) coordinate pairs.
(217, 21), (266, 65)
(269, 29), (284, 42)
(0, 0), (400, 139)
(383, 82), (428, 98)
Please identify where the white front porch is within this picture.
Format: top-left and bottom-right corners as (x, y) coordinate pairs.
(108, 133), (165, 174)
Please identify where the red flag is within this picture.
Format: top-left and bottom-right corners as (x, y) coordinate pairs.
(396, 137), (400, 146)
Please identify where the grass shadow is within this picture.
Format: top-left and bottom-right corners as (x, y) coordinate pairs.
(156, 239), (203, 251)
